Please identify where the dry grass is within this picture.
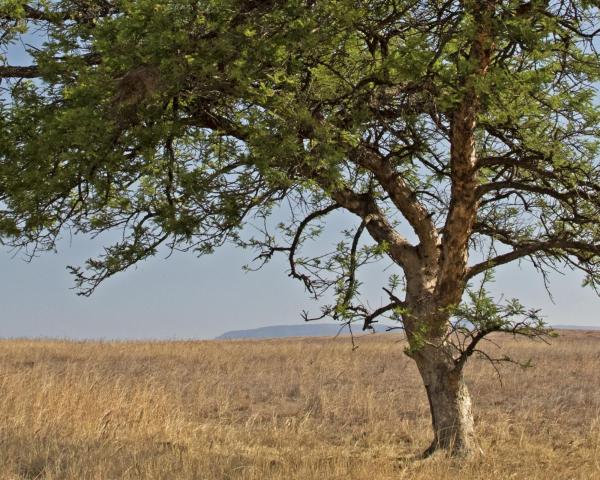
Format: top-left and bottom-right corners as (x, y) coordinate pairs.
(0, 330), (598, 479)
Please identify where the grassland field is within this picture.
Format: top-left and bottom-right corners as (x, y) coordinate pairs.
(0, 330), (599, 479)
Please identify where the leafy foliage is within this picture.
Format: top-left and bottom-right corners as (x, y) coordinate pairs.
(1, 0), (599, 349)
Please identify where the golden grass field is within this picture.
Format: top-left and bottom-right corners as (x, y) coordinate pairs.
(0, 330), (599, 479)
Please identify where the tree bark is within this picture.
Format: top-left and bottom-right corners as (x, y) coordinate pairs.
(414, 347), (477, 457)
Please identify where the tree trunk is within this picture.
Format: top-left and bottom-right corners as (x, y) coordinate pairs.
(414, 350), (478, 457)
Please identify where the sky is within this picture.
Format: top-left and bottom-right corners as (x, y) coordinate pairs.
(1, 226), (600, 340)
(0, 234), (316, 340)
(1, 18), (599, 340)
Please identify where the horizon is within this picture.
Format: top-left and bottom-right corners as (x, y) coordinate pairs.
(1, 317), (599, 343)
(2, 219), (600, 340)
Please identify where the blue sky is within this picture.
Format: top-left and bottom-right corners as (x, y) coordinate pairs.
(1, 21), (599, 340)
(1, 210), (599, 340)
(0, 234), (316, 339)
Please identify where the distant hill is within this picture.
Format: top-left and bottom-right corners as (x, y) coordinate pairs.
(215, 323), (395, 340)
(215, 323), (600, 340)
(552, 324), (600, 331)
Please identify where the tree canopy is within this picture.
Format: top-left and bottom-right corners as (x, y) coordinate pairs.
(1, 0), (599, 456)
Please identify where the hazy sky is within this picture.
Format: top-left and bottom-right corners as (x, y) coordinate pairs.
(1, 208), (599, 340)
(1, 23), (599, 340)
(0, 234), (317, 340)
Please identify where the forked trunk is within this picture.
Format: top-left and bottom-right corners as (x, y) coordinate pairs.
(415, 351), (477, 457)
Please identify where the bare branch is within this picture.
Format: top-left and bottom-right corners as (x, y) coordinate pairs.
(362, 302), (400, 331)
(331, 187), (419, 272)
(0, 65), (40, 79)
(350, 145), (439, 257)
(467, 239), (600, 280)
(338, 220), (366, 311)
(287, 203), (341, 293)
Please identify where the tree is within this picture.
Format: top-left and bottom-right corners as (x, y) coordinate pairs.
(1, 0), (599, 457)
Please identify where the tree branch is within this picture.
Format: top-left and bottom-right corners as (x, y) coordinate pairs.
(434, 1), (496, 305)
(331, 187), (420, 272)
(466, 239), (600, 280)
(287, 203), (341, 293)
(338, 220), (366, 311)
(0, 65), (40, 79)
(476, 181), (599, 203)
(351, 145), (439, 258)
(362, 302), (401, 331)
